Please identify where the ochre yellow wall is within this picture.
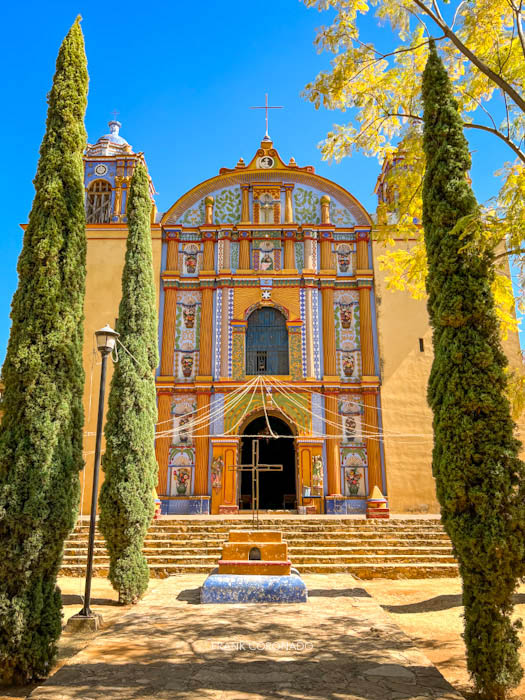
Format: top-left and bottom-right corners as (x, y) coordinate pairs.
(374, 239), (525, 514)
(233, 285), (301, 320)
(80, 225), (162, 514)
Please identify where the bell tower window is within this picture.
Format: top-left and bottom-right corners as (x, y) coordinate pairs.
(86, 179), (112, 223)
(246, 307), (289, 375)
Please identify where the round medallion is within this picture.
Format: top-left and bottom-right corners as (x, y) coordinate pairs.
(257, 156), (274, 169)
(94, 164), (108, 176)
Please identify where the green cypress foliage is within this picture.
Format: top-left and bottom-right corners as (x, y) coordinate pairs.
(98, 162), (159, 605)
(0, 18), (88, 684)
(422, 41), (525, 699)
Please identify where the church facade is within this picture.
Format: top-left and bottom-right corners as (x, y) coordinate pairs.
(80, 121), (524, 517)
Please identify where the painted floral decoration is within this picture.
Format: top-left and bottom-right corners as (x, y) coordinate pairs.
(345, 468), (362, 496)
(183, 305), (196, 328)
(342, 353), (355, 377)
(175, 468), (191, 495)
(340, 304), (353, 329)
(181, 354), (194, 377)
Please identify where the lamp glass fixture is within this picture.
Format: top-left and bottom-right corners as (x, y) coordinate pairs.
(95, 324), (120, 354)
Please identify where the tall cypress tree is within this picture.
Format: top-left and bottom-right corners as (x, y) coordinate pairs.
(0, 18), (88, 684)
(422, 41), (525, 699)
(99, 162), (158, 605)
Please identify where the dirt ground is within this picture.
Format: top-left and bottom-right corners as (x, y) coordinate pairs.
(364, 577), (525, 699)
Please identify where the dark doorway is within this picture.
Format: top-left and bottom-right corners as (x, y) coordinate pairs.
(240, 416), (296, 510)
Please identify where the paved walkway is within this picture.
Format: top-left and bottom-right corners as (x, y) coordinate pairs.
(30, 574), (462, 700)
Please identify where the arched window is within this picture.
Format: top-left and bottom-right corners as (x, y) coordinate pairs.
(246, 307), (289, 375)
(86, 180), (112, 223)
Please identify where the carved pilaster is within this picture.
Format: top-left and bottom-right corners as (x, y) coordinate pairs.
(194, 392), (210, 495)
(199, 287), (214, 377)
(356, 230), (369, 269)
(240, 185), (250, 224)
(359, 284), (375, 377)
(363, 390), (382, 495)
(155, 392), (172, 496)
(284, 236), (295, 270)
(239, 237), (250, 270)
(322, 285), (336, 377)
(203, 238), (214, 272)
(284, 185), (294, 224)
(160, 287), (177, 375)
(325, 393), (341, 496)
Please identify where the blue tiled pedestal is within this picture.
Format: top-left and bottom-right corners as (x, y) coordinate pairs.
(200, 573), (308, 604)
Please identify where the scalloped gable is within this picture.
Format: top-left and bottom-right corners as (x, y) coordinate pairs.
(162, 139), (372, 227)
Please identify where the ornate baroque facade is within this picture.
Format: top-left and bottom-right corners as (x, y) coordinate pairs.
(80, 121), (525, 516)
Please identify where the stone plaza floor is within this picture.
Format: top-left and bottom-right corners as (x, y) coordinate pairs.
(26, 574), (463, 700)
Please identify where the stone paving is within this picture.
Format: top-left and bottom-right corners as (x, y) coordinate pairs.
(30, 574), (463, 700)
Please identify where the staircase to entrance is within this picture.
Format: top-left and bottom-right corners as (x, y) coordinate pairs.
(61, 516), (458, 580)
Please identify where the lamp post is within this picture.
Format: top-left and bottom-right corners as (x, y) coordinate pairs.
(73, 324), (119, 626)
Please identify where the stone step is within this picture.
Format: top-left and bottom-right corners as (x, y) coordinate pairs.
(62, 553), (456, 567)
(68, 529), (449, 541)
(58, 561), (458, 579)
(64, 544), (453, 558)
(74, 520), (444, 533)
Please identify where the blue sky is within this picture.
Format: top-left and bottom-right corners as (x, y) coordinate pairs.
(0, 0), (522, 360)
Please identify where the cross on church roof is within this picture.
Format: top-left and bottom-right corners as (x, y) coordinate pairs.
(250, 93), (283, 142)
(111, 109), (120, 122)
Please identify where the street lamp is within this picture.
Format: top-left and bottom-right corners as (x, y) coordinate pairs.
(74, 324), (119, 626)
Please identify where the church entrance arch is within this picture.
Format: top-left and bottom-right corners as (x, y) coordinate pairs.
(239, 415), (296, 511)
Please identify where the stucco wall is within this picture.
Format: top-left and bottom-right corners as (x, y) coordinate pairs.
(80, 225), (162, 514)
(374, 239), (524, 514)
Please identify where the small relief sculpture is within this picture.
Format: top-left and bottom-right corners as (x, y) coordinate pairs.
(185, 254), (197, 274)
(312, 455), (323, 494)
(183, 243), (199, 275)
(178, 415), (191, 444)
(342, 352), (355, 377)
(211, 456), (224, 490)
(345, 416), (357, 442)
(339, 303), (353, 329)
(181, 354), (194, 377)
(337, 244), (352, 273)
(183, 304), (196, 328)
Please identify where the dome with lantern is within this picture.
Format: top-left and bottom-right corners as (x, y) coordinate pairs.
(86, 120), (133, 156)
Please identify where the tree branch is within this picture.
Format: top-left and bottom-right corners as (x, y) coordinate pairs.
(378, 112), (525, 162)
(410, 0), (525, 114)
(495, 247), (525, 260)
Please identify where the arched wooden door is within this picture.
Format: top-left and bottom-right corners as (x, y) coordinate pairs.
(246, 307), (289, 375)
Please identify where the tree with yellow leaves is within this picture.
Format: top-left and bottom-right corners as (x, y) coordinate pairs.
(303, 0), (524, 349)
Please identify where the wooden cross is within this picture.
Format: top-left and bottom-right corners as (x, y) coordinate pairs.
(250, 93), (283, 140)
(230, 439), (282, 528)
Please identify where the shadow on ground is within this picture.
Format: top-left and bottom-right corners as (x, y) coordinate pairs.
(383, 593), (525, 614)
